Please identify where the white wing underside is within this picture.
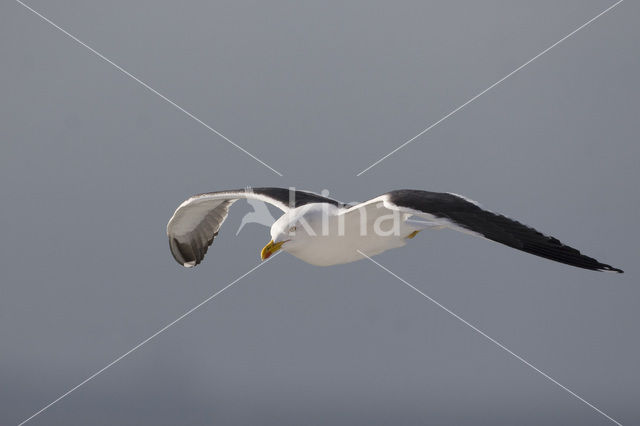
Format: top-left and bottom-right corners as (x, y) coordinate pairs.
(167, 191), (290, 267)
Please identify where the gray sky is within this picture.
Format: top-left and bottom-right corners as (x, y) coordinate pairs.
(1, 0), (639, 425)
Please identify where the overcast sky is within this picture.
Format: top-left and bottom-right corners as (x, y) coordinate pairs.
(1, 1), (639, 425)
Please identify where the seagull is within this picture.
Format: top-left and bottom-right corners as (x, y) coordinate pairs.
(167, 187), (623, 273)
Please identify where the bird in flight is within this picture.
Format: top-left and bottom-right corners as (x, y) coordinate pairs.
(167, 187), (623, 273)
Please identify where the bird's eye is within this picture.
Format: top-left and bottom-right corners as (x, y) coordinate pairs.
(289, 226), (297, 233)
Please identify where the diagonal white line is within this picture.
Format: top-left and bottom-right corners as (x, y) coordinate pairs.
(356, 250), (623, 426)
(356, 0), (624, 176)
(17, 254), (279, 426)
(15, 0), (284, 177)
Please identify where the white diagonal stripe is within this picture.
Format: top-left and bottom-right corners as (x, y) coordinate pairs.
(356, 0), (624, 176)
(356, 250), (622, 426)
(17, 254), (279, 426)
(16, 0), (283, 177)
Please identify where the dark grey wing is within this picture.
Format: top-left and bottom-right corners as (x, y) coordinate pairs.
(167, 187), (342, 267)
(386, 189), (623, 273)
(250, 187), (343, 208)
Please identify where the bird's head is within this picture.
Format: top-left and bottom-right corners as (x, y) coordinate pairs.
(260, 204), (322, 260)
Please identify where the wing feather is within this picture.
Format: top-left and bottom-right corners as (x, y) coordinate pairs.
(167, 187), (341, 267)
(380, 189), (622, 273)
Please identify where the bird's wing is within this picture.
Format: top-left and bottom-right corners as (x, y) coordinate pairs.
(167, 187), (342, 267)
(343, 190), (623, 273)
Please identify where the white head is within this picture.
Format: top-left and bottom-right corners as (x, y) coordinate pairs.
(260, 203), (328, 259)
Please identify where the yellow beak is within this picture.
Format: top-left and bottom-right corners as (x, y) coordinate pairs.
(261, 239), (285, 260)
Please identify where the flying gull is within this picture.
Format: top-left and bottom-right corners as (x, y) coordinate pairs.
(166, 188), (623, 273)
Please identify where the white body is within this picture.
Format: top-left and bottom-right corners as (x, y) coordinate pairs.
(271, 203), (424, 266)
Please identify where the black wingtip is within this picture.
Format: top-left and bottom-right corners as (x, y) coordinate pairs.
(601, 265), (624, 274)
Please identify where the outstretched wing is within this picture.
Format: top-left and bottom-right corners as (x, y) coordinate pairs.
(167, 187), (341, 267)
(350, 190), (623, 273)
